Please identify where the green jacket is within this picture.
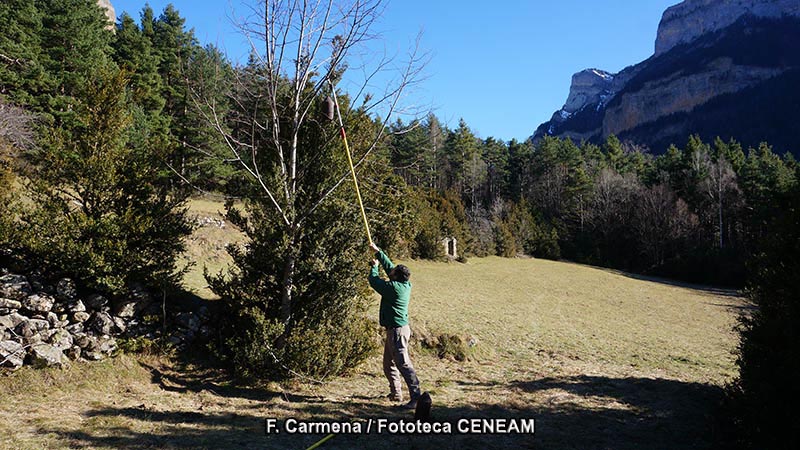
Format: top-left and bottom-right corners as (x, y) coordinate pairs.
(368, 249), (412, 328)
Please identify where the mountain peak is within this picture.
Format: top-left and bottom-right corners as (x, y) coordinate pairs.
(655, 0), (800, 55)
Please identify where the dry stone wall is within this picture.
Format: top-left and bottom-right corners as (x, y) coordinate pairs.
(0, 269), (210, 371)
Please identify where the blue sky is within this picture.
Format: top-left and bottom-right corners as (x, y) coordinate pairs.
(112, 0), (679, 141)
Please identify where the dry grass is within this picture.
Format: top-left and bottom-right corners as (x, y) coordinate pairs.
(179, 196), (245, 300)
(0, 246), (744, 449)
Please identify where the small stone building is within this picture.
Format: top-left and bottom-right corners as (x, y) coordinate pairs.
(441, 237), (457, 259)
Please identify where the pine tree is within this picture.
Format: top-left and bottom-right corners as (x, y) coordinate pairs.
(0, 0), (43, 105)
(35, 0), (115, 128)
(21, 67), (193, 295)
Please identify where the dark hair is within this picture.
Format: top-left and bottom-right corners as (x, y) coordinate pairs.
(394, 265), (411, 282)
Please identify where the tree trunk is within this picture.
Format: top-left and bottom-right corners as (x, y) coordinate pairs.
(280, 235), (298, 325)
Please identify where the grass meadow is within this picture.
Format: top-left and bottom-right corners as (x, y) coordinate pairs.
(0, 197), (745, 449)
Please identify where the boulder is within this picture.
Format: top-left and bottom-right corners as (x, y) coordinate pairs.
(84, 294), (108, 310)
(0, 274), (32, 300)
(83, 350), (104, 361)
(64, 345), (82, 360)
(175, 312), (201, 332)
(48, 328), (73, 351)
(55, 278), (78, 302)
(88, 312), (114, 335)
(111, 284), (153, 318)
(22, 294), (55, 313)
(22, 332), (43, 347)
(98, 335), (117, 354)
(16, 318), (49, 337)
(82, 335), (116, 360)
(72, 311), (91, 323)
(0, 340), (24, 369)
(111, 316), (127, 334)
(67, 299), (86, 313)
(66, 323), (84, 334)
(1, 312), (27, 329)
(28, 344), (66, 368)
(48, 312), (69, 329)
(73, 333), (92, 349)
(0, 298), (22, 309)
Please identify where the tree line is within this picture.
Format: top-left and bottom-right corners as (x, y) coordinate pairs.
(382, 118), (797, 287)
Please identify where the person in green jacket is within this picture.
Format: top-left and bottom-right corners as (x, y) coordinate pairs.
(368, 242), (421, 409)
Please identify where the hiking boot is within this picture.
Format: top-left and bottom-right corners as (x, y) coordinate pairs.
(401, 398), (418, 410)
(386, 393), (402, 402)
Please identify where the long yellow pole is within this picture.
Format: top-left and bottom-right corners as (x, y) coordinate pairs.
(305, 433), (335, 450)
(331, 84), (373, 245)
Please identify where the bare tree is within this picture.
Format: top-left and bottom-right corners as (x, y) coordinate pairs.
(199, 0), (426, 326)
(701, 155), (738, 249)
(0, 99), (34, 152)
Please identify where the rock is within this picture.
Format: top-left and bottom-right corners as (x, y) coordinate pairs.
(84, 294), (108, 310)
(72, 311), (91, 323)
(97, 0), (115, 28)
(22, 332), (43, 347)
(83, 350), (104, 361)
(601, 59), (781, 137)
(0, 298), (22, 309)
(111, 316), (127, 334)
(175, 312), (201, 332)
(66, 323), (84, 334)
(55, 278), (78, 302)
(48, 328), (73, 351)
(67, 299), (86, 313)
(0, 274), (32, 300)
(655, 0), (800, 56)
(65, 345), (82, 360)
(28, 344), (66, 368)
(16, 318), (49, 337)
(22, 294), (55, 313)
(0, 312), (27, 329)
(73, 333), (92, 349)
(111, 284), (153, 318)
(48, 313), (69, 328)
(0, 340), (24, 369)
(81, 334), (115, 360)
(97, 335), (117, 354)
(88, 312), (114, 335)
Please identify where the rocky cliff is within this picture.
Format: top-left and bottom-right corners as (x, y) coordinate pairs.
(533, 0), (800, 155)
(655, 0), (800, 55)
(97, 0), (115, 28)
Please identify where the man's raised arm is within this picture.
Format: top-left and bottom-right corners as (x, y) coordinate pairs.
(370, 242), (395, 274)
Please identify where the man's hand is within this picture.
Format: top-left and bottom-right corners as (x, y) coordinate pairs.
(371, 259), (379, 267)
(369, 242), (380, 252)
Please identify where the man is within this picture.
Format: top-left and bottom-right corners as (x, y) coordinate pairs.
(368, 241), (421, 409)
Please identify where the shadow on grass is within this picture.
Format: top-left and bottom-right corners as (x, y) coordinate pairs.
(37, 370), (728, 450)
(594, 266), (742, 298)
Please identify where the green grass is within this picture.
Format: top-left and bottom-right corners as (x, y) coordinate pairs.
(0, 247), (744, 449)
